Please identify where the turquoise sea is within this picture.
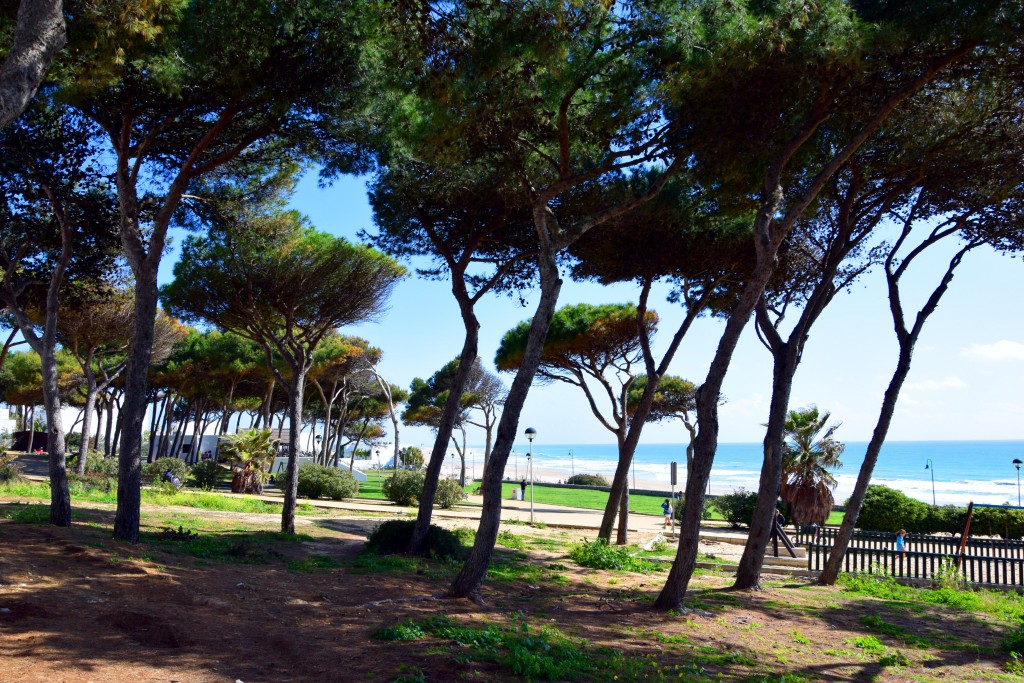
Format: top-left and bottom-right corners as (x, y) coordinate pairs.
(447, 440), (1024, 506)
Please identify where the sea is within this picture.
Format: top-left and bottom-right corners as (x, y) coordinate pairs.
(441, 440), (1024, 507)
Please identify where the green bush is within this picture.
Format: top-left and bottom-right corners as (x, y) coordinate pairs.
(974, 507), (1024, 540)
(287, 464), (358, 500)
(566, 473), (609, 487)
(382, 469), (425, 506)
(364, 520), (470, 560)
(673, 494), (712, 522)
(143, 457), (190, 485)
(712, 489), (759, 528)
(190, 460), (224, 490)
(568, 539), (661, 573)
(434, 478), (465, 509)
(857, 485), (929, 533)
(84, 452), (118, 477)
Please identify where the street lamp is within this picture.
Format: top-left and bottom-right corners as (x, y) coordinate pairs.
(924, 459), (936, 506)
(525, 427), (536, 524)
(1014, 459), (1023, 506)
(315, 434), (322, 461)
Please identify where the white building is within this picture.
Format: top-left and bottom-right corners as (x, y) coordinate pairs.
(0, 406), (15, 440)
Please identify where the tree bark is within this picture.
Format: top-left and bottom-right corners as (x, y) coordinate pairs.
(280, 372), (306, 534)
(113, 269), (158, 543)
(733, 341), (796, 588)
(408, 279), (481, 554)
(448, 241), (562, 598)
(0, 0), (65, 129)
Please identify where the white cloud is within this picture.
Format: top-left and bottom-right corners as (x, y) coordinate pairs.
(905, 376), (968, 391)
(961, 340), (1024, 361)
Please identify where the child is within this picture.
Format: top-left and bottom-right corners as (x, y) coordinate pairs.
(662, 499), (672, 528)
(895, 529), (907, 552)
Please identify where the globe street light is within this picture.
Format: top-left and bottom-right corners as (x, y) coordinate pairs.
(315, 434), (323, 461)
(1014, 459), (1023, 506)
(525, 427), (537, 524)
(924, 459), (936, 506)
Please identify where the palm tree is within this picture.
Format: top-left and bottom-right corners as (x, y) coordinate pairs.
(780, 407), (844, 526)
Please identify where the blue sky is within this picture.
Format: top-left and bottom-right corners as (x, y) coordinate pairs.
(157, 170), (1024, 449)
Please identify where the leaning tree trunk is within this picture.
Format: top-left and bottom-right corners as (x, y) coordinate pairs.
(820, 344), (913, 583)
(733, 345), (797, 589)
(408, 284), (481, 554)
(448, 245), (562, 599)
(654, 194), (784, 610)
(77, 366), (99, 474)
(280, 371), (307, 535)
(113, 269), (158, 543)
(25, 405), (35, 454)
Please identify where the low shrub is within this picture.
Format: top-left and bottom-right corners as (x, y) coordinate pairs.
(0, 453), (24, 484)
(364, 520), (470, 560)
(84, 452), (118, 477)
(190, 460), (224, 490)
(434, 478), (465, 509)
(712, 489), (759, 528)
(296, 464), (358, 500)
(68, 472), (116, 494)
(673, 494), (712, 522)
(382, 469), (425, 506)
(565, 473), (609, 487)
(568, 539), (662, 573)
(143, 457), (190, 485)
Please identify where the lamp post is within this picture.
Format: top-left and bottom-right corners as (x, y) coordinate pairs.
(924, 459), (936, 506)
(525, 427), (536, 524)
(315, 434), (322, 462)
(375, 448), (381, 472)
(1014, 459), (1023, 506)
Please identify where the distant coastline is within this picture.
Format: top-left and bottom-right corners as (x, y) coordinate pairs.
(420, 440), (1024, 507)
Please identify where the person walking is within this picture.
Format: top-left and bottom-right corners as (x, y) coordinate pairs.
(662, 499), (672, 528)
(895, 529), (907, 552)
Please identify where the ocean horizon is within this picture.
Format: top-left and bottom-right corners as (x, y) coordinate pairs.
(424, 440), (1024, 507)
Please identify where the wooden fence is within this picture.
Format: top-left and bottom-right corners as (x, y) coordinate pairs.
(794, 527), (1024, 559)
(805, 543), (1024, 587)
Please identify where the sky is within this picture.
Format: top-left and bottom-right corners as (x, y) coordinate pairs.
(156, 169), (1024, 451)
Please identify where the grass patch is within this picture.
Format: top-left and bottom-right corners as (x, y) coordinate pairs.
(839, 572), (1024, 621)
(497, 529), (527, 550)
(145, 527), (303, 563)
(0, 502), (51, 523)
(372, 620), (427, 641)
(287, 554), (340, 572)
(851, 635), (886, 655)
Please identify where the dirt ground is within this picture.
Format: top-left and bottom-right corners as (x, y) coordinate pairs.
(0, 501), (1015, 683)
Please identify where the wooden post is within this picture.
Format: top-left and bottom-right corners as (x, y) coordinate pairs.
(956, 502), (974, 570)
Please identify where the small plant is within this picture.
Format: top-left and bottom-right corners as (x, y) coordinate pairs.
(1005, 652), (1024, 675)
(390, 665), (426, 683)
(565, 473), (610, 487)
(0, 452), (25, 483)
(382, 469), (425, 506)
(568, 539), (662, 573)
(287, 554), (340, 572)
(434, 478), (465, 509)
(790, 629), (810, 644)
(190, 460), (223, 490)
(878, 651), (909, 667)
(372, 620), (427, 641)
(673, 494), (713, 522)
(934, 557), (968, 590)
(851, 635), (886, 655)
(497, 530), (526, 550)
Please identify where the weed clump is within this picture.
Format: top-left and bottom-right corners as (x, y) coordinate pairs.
(568, 539), (662, 573)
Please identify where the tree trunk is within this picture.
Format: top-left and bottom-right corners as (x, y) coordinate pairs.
(280, 372), (306, 534)
(25, 405), (35, 453)
(654, 192), (784, 611)
(0, 0), (65, 129)
(408, 283), (481, 554)
(448, 242), (562, 598)
(733, 345), (796, 589)
(77, 366), (99, 473)
(103, 394), (114, 456)
(616, 485), (629, 545)
(110, 393), (123, 459)
(93, 402), (102, 453)
(113, 269), (159, 543)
